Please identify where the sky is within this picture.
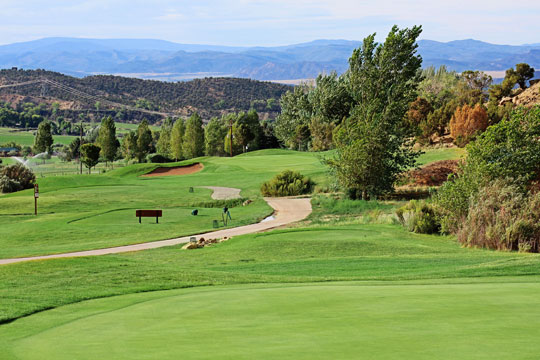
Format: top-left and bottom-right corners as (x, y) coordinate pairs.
(0, 0), (539, 46)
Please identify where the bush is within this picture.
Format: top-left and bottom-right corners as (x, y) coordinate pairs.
(449, 103), (488, 146)
(261, 170), (314, 197)
(0, 164), (35, 193)
(396, 200), (440, 234)
(435, 106), (540, 233)
(0, 176), (21, 193)
(457, 180), (540, 252)
(146, 153), (174, 163)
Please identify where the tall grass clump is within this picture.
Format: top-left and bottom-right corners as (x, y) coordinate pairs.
(261, 170), (314, 197)
(396, 200), (440, 234)
(457, 180), (540, 252)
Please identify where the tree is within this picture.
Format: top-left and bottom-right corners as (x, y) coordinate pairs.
(309, 116), (335, 151)
(275, 85), (312, 148)
(170, 118), (185, 160)
(96, 116), (118, 167)
(33, 121), (54, 154)
(435, 106), (540, 233)
(121, 131), (138, 160)
(204, 117), (227, 156)
(136, 119), (153, 162)
(461, 70), (493, 92)
(80, 143), (101, 174)
(182, 113), (204, 159)
(449, 103), (488, 146)
(514, 63), (535, 89)
(328, 26), (423, 199)
(406, 97), (433, 138)
(156, 117), (173, 156)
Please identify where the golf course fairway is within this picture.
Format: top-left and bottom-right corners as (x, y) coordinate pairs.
(3, 281), (540, 360)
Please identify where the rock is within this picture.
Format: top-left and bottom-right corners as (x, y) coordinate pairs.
(499, 96), (513, 106)
(182, 242), (199, 250)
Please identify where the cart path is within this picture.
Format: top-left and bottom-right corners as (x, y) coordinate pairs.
(200, 186), (242, 200)
(0, 197), (311, 265)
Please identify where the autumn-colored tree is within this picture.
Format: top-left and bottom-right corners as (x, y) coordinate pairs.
(406, 97), (433, 140)
(449, 104), (488, 146)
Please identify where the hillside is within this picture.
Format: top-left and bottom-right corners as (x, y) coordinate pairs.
(0, 69), (290, 122)
(506, 81), (540, 107)
(0, 38), (539, 81)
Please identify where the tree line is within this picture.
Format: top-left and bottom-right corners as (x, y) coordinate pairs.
(275, 57), (536, 151)
(29, 109), (278, 173)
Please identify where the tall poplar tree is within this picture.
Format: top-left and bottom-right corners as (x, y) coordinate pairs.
(156, 117), (173, 157)
(182, 113), (204, 159)
(170, 118), (185, 161)
(136, 119), (153, 163)
(329, 25), (423, 199)
(96, 116), (118, 167)
(33, 121), (54, 154)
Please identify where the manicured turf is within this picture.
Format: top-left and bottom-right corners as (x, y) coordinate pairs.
(2, 281), (540, 359)
(416, 147), (465, 166)
(8, 155), (127, 177)
(0, 127), (76, 146)
(0, 150), (326, 258)
(2, 146), (538, 359)
(2, 220), (540, 323)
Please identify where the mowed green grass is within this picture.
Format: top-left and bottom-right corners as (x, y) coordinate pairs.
(2, 146), (537, 359)
(0, 127), (76, 146)
(2, 281), (540, 360)
(0, 149), (326, 258)
(416, 147), (465, 166)
(8, 155), (128, 177)
(2, 222), (540, 323)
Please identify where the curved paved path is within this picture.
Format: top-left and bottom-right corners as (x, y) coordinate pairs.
(0, 197), (312, 265)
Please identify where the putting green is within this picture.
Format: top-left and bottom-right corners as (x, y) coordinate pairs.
(3, 282), (540, 359)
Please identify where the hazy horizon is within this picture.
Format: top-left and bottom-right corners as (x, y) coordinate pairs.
(1, 1), (539, 47)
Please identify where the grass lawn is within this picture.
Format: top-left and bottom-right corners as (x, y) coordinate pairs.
(0, 127), (76, 146)
(2, 147), (539, 359)
(7, 155), (128, 177)
(2, 281), (540, 360)
(0, 150), (326, 258)
(416, 147), (465, 166)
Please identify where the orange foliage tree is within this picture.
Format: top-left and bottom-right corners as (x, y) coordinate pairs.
(449, 104), (488, 146)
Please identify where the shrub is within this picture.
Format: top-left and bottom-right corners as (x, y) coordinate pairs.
(0, 176), (21, 193)
(0, 164), (35, 193)
(396, 200), (440, 234)
(449, 103), (488, 146)
(457, 180), (540, 252)
(435, 106), (540, 233)
(146, 153), (174, 163)
(261, 170), (314, 197)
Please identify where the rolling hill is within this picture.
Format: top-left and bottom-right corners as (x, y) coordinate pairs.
(0, 38), (539, 81)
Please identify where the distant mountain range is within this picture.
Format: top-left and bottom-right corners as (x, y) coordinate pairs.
(0, 37), (539, 81)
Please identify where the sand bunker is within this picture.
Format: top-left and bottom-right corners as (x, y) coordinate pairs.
(200, 186), (242, 200)
(142, 163), (203, 177)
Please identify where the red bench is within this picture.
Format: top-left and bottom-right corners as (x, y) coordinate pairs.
(136, 210), (162, 224)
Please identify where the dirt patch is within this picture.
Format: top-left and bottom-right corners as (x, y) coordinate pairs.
(405, 160), (460, 187)
(141, 163), (203, 177)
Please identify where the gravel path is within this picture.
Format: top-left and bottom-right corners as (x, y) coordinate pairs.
(200, 186), (242, 200)
(0, 197), (312, 265)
